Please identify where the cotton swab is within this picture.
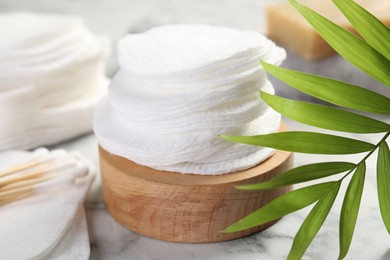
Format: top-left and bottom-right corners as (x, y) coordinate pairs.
(0, 175), (75, 201)
(0, 166), (50, 187)
(0, 193), (30, 206)
(0, 148), (65, 179)
(0, 167), (89, 201)
(0, 158), (77, 187)
(0, 161), (88, 192)
(0, 150), (74, 181)
(0, 148), (49, 177)
(0, 184), (45, 200)
(0, 149), (91, 205)
(0, 160), (44, 179)
(0, 175), (54, 192)
(0, 165), (90, 201)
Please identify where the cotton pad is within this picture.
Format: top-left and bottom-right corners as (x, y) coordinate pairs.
(0, 13), (80, 51)
(43, 207), (90, 260)
(0, 148), (95, 260)
(94, 24), (285, 175)
(0, 78), (108, 151)
(0, 13), (109, 151)
(118, 24), (285, 79)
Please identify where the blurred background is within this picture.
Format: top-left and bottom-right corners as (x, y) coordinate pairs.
(0, 0), (282, 76)
(2, 0), (389, 99)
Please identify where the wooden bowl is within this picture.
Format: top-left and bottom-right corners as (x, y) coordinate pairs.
(99, 126), (293, 243)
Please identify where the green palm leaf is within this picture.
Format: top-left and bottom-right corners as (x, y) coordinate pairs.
(288, 181), (341, 260)
(260, 61), (390, 115)
(237, 162), (355, 190)
(221, 132), (375, 154)
(223, 182), (336, 233)
(261, 91), (390, 133)
(289, 0), (390, 86)
(224, 1), (390, 259)
(332, 0), (390, 60)
(377, 141), (390, 234)
(339, 163), (366, 260)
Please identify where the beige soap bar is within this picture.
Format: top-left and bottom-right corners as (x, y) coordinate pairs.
(266, 0), (390, 60)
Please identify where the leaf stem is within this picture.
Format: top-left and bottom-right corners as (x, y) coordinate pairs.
(340, 131), (390, 181)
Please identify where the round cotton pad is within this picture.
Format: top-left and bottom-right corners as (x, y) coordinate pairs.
(118, 24), (285, 78)
(94, 24), (286, 175)
(0, 13), (110, 151)
(0, 13), (81, 52)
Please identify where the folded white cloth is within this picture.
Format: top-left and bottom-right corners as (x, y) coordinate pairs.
(94, 24), (285, 175)
(0, 148), (95, 260)
(0, 13), (110, 151)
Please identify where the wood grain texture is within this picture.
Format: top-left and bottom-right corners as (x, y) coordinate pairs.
(100, 126), (293, 243)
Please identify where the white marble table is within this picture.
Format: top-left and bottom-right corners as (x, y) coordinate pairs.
(55, 116), (390, 260)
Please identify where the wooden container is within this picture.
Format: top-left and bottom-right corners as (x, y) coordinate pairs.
(99, 126), (293, 243)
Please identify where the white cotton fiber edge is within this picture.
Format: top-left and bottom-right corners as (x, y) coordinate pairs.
(42, 206), (90, 260)
(0, 78), (106, 137)
(94, 87), (281, 173)
(97, 107), (280, 175)
(118, 24), (285, 78)
(0, 23), (88, 61)
(110, 93), (266, 132)
(155, 110), (281, 174)
(0, 78), (108, 151)
(0, 25), (89, 67)
(107, 68), (267, 119)
(0, 61), (106, 111)
(0, 13), (82, 51)
(0, 35), (109, 90)
(94, 81), (275, 158)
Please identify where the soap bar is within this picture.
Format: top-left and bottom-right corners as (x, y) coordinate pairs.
(266, 0), (390, 59)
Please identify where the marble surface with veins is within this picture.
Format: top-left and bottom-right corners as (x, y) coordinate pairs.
(1, 0), (390, 259)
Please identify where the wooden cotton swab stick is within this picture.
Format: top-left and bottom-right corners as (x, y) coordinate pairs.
(0, 163), (90, 204)
(0, 193), (31, 206)
(0, 148), (51, 178)
(0, 147), (90, 205)
(0, 160), (42, 179)
(0, 159), (77, 187)
(0, 175), (54, 192)
(0, 185), (37, 200)
(0, 166), (50, 187)
(0, 162), (88, 192)
(0, 175), (75, 201)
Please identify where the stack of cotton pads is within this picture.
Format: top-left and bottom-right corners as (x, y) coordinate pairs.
(0, 13), (109, 151)
(94, 24), (286, 175)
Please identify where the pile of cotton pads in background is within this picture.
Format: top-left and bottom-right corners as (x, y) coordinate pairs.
(0, 13), (110, 151)
(94, 24), (286, 175)
(0, 148), (95, 260)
